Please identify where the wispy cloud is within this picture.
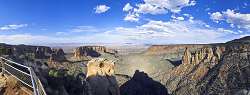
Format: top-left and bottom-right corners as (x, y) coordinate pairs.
(0, 24), (28, 31)
(56, 32), (68, 35)
(0, 20), (240, 45)
(94, 5), (110, 14)
(210, 9), (250, 30)
(70, 26), (99, 33)
(104, 20), (235, 44)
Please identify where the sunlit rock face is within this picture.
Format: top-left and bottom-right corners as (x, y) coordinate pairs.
(73, 46), (104, 60)
(86, 58), (120, 95)
(144, 44), (208, 55)
(172, 47), (224, 80)
(86, 58), (115, 77)
(164, 40), (250, 95)
(73, 46), (118, 61)
(182, 48), (191, 64)
(181, 47), (224, 65)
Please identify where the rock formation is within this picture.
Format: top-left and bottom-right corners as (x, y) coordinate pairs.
(165, 40), (250, 95)
(86, 58), (120, 95)
(73, 46), (104, 59)
(181, 46), (224, 65)
(182, 48), (191, 64)
(0, 73), (32, 95)
(49, 48), (66, 62)
(86, 58), (115, 77)
(73, 46), (117, 60)
(0, 43), (52, 59)
(144, 44), (209, 55)
(47, 48), (67, 68)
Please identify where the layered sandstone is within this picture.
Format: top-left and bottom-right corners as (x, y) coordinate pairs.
(165, 42), (250, 95)
(181, 46), (224, 65)
(86, 58), (115, 77)
(144, 44), (209, 55)
(73, 46), (117, 60)
(0, 43), (52, 59)
(182, 48), (191, 64)
(86, 58), (120, 95)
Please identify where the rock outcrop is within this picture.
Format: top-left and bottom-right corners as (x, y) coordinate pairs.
(164, 40), (250, 95)
(181, 46), (224, 65)
(182, 48), (191, 64)
(0, 73), (32, 95)
(86, 58), (120, 95)
(49, 48), (66, 62)
(86, 58), (115, 77)
(47, 48), (67, 68)
(73, 46), (104, 60)
(144, 44), (209, 55)
(73, 46), (117, 60)
(0, 43), (52, 59)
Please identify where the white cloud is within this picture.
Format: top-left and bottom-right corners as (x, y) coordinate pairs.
(217, 28), (238, 34)
(0, 24), (28, 31)
(104, 20), (237, 44)
(210, 12), (223, 21)
(0, 34), (53, 44)
(94, 5), (110, 14)
(205, 24), (210, 28)
(183, 13), (191, 17)
(124, 12), (140, 22)
(171, 15), (185, 21)
(176, 17), (185, 21)
(123, 3), (133, 12)
(136, 0), (196, 14)
(0, 20), (240, 45)
(188, 16), (194, 22)
(122, 0), (196, 22)
(210, 9), (250, 30)
(136, 3), (167, 14)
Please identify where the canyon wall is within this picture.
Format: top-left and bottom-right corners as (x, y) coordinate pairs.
(0, 43), (53, 59)
(73, 46), (117, 60)
(164, 39), (250, 95)
(144, 44), (213, 55)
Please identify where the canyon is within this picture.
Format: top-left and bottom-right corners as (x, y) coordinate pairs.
(0, 36), (250, 95)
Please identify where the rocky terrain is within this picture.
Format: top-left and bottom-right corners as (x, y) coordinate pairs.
(0, 36), (250, 95)
(0, 73), (32, 95)
(144, 44), (209, 55)
(162, 40), (250, 95)
(72, 46), (118, 61)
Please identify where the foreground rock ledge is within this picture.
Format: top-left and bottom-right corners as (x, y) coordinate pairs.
(86, 58), (120, 95)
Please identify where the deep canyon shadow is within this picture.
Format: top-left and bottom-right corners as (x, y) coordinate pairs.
(166, 59), (182, 67)
(86, 49), (101, 57)
(120, 70), (169, 95)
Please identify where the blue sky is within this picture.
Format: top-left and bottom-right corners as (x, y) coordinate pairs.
(0, 0), (249, 45)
